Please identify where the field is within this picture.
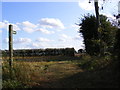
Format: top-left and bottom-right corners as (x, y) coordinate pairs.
(2, 55), (119, 88)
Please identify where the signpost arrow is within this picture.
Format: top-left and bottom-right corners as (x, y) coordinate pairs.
(13, 31), (17, 34)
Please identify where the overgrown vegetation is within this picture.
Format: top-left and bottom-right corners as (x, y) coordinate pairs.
(79, 14), (118, 56)
(2, 54), (119, 88)
(2, 58), (81, 88)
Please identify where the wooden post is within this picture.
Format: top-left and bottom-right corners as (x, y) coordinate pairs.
(94, 0), (99, 24)
(94, 0), (102, 56)
(9, 24), (13, 68)
(94, 0), (99, 37)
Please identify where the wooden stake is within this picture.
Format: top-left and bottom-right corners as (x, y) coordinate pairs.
(9, 24), (13, 68)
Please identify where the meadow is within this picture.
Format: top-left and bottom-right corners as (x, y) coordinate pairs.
(2, 55), (119, 88)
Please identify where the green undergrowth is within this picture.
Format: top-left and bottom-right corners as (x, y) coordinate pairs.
(75, 55), (113, 71)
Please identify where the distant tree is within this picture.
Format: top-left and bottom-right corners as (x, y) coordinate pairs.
(65, 48), (75, 56)
(78, 49), (83, 53)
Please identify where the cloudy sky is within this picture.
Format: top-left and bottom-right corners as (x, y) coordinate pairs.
(0, 0), (119, 51)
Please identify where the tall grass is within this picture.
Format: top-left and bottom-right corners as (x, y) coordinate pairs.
(2, 55), (119, 88)
(2, 61), (31, 88)
(2, 59), (81, 88)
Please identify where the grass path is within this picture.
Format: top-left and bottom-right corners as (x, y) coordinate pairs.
(24, 61), (84, 88)
(3, 59), (119, 88)
(27, 61), (118, 88)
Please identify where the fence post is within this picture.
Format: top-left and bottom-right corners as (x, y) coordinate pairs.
(9, 24), (13, 68)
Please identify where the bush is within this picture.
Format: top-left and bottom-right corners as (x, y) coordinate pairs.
(77, 55), (112, 71)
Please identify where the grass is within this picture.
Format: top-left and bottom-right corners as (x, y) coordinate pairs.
(2, 55), (119, 88)
(2, 58), (82, 88)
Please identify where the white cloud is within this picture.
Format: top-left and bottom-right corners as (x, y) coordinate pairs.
(0, 21), (9, 31)
(39, 18), (65, 29)
(61, 34), (70, 39)
(3, 37), (31, 44)
(21, 21), (38, 33)
(37, 28), (55, 34)
(12, 24), (21, 31)
(29, 43), (41, 48)
(14, 38), (32, 44)
(0, 20), (20, 31)
(22, 21), (37, 28)
(36, 37), (53, 42)
(1, 20), (57, 34)
(27, 42), (47, 49)
(0, 22), (7, 29)
(58, 34), (71, 42)
(23, 27), (35, 33)
(58, 33), (84, 50)
(20, 21), (56, 34)
(14, 47), (32, 50)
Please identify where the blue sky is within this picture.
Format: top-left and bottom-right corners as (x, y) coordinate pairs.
(0, 0), (119, 51)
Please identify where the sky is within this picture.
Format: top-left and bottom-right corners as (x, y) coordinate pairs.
(0, 0), (119, 51)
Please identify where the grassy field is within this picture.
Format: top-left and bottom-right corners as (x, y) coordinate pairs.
(2, 55), (119, 88)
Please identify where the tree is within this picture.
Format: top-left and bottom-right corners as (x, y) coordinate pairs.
(79, 14), (100, 55)
(79, 14), (117, 56)
(99, 15), (118, 55)
(114, 29), (120, 58)
(114, 14), (120, 59)
(78, 49), (83, 53)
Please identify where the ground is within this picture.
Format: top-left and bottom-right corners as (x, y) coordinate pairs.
(2, 55), (119, 88)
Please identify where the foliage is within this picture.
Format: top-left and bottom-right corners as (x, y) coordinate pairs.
(77, 55), (112, 71)
(114, 29), (120, 59)
(2, 48), (75, 57)
(79, 14), (100, 55)
(79, 14), (118, 56)
(99, 15), (118, 55)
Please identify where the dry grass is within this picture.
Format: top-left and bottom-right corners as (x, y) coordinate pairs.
(2, 55), (119, 88)
(2, 60), (83, 88)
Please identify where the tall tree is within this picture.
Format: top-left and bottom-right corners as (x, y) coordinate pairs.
(79, 14), (100, 55)
(79, 14), (117, 56)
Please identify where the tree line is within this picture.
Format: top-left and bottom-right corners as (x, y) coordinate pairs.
(2, 48), (75, 57)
